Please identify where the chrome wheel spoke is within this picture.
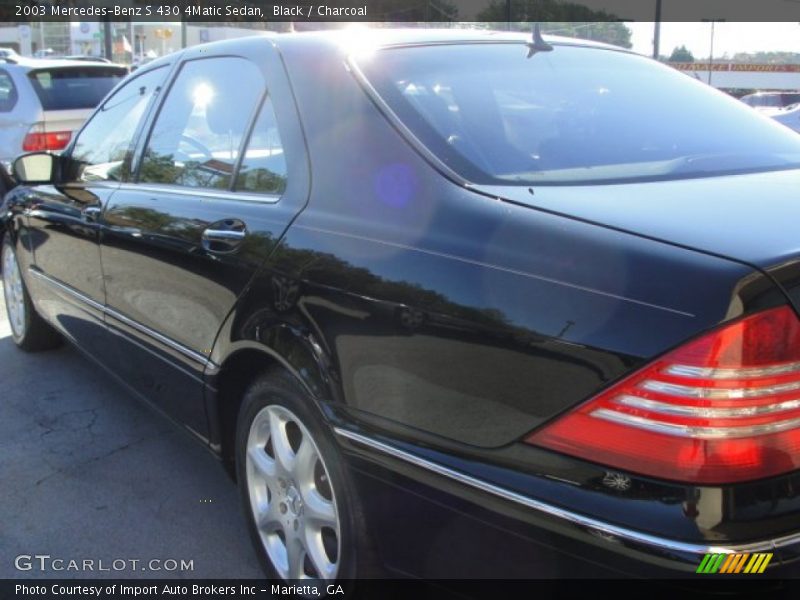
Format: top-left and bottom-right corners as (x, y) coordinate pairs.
(293, 438), (317, 486)
(248, 446), (277, 480)
(269, 411), (296, 474)
(286, 535), (307, 579)
(304, 527), (336, 580)
(304, 489), (337, 529)
(255, 499), (282, 533)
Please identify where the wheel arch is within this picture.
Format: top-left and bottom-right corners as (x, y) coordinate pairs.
(208, 334), (340, 479)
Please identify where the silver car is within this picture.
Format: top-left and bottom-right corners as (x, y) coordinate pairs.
(771, 103), (800, 134)
(0, 57), (126, 170)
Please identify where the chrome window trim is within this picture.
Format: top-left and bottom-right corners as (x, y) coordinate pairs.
(116, 182), (281, 205)
(334, 427), (799, 556)
(28, 268), (214, 368)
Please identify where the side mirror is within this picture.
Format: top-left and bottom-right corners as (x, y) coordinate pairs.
(13, 152), (55, 184)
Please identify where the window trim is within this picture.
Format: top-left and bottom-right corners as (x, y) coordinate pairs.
(133, 55), (268, 195)
(231, 92), (288, 197)
(65, 64), (170, 184)
(0, 68), (18, 113)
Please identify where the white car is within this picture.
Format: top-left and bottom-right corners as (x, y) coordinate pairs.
(771, 103), (800, 134)
(0, 56), (126, 171)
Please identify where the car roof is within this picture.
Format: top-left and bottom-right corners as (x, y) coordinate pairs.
(275, 27), (622, 49)
(176, 27), (630, 59)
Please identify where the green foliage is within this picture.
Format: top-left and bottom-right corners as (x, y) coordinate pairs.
(669, 45), (695, 62)
(727, 51), (800, 65)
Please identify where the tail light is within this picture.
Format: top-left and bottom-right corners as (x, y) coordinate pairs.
(527, 305), (800, 484)
(22, 123), (71, 152)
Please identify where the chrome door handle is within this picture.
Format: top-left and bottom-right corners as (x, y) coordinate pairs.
(82, 206), (103, 222)
(201, 219), (247, 254)
(202, 229), (246, 242)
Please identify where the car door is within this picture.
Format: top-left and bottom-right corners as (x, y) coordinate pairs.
(22, 65), (168, 356)
(99, 44), (309, 439)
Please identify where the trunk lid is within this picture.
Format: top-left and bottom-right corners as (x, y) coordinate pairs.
(41, 108), (93, 136)
(477, 168), (800, 306)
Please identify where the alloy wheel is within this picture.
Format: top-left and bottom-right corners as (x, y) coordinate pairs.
(245, 404), (341, 581)
(2, 243), (26, 338)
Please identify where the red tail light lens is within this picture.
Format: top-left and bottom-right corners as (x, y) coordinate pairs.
(527, 305), (800, 484)
(22, 130), (71, 152)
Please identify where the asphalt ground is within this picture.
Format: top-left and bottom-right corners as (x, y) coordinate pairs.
(0, 278), (263, 579)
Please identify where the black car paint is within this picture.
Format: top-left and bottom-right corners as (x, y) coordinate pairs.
(3, 31), (800, 578)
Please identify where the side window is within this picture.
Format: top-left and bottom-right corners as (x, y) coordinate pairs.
(235, 96), (287, 195)
(70, 66), (167, 183)
(0, 70), (18, 112)
(138, 57), (266, 190)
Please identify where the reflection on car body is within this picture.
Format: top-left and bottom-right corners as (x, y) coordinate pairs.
(4, 30), (800, 582)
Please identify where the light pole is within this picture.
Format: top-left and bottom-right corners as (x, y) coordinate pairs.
(702, 19), (724, 86)
(652, 0), (662, 59)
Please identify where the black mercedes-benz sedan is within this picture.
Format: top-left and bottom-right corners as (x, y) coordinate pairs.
(4, 29), (800, 581)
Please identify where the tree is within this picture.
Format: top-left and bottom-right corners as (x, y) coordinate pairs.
(669, 45), (695, 62)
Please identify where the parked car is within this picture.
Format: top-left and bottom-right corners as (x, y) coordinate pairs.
(0, 47), (20, 61)
(62, 55), (114, 64)
(740, 90), (800, 112)
(4, 30), (800, 583)
(0, 57), (126, 175)
(771, 102), (800, 133)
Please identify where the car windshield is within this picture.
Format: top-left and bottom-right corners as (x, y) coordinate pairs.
(29, 66), (126, 110)
(356, 43), (800, 185)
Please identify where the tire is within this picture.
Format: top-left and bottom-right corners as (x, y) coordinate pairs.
(1, 235), (62, 351)
(235, 369), (374, 584)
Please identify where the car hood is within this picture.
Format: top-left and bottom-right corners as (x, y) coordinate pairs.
(477, 168), (800, 272)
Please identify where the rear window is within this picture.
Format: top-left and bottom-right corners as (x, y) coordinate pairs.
(357, 44), (800, 185)
(0, 69), (17, 112)
(29, 66), (126, 110)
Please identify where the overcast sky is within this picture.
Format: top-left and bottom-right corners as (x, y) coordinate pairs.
(627, 22), (800, 58)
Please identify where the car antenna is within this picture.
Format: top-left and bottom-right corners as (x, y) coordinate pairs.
(526, 24), (553, 58)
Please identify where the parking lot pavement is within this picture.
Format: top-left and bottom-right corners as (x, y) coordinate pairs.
(0, 280), (263, 579)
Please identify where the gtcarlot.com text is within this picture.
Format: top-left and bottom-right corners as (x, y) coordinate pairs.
(14, 554), (194, 573)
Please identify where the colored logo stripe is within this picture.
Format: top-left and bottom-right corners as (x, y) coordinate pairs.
(697, 553), (772, 574)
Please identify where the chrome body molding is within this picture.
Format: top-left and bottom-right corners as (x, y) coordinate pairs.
(27, 268), (215, 369)
(28, 268), (105, 313)
(334, 427), (800, 557)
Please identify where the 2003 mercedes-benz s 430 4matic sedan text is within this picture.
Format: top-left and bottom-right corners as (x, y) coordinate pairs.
(4, 29), (800, 581)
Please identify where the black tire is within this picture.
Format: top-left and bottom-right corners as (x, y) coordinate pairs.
(1, 235), (62, 352)
(235, 368), (377, 584)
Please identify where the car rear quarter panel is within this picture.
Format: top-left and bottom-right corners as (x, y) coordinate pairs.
(211, 39), (775, 452)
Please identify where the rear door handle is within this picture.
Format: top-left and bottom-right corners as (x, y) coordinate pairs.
(201, 219), (247, 254)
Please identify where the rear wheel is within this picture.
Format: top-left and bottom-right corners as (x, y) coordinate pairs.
(2, 235), (62, 351)
(236, 370), (371, 583)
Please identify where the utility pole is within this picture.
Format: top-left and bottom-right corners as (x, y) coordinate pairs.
(702, 19), (724, 86)
(652, 0), (662, 59)
(103, 19), (113, 61)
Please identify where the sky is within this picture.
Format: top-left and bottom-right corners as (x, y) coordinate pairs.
(627, 22), (800, 58)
